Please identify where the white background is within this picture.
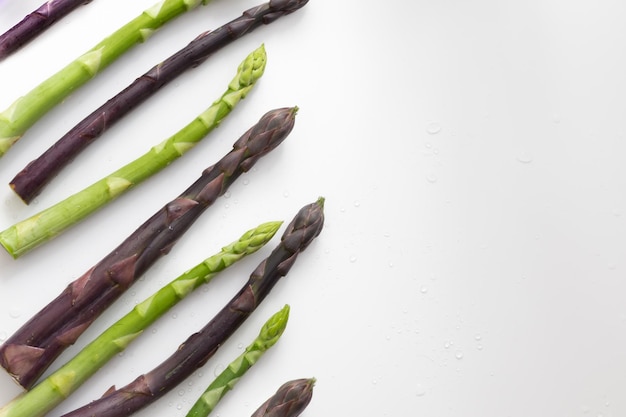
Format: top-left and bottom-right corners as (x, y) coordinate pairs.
(1, 0), (626, 416)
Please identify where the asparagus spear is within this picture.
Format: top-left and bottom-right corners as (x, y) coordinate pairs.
(0, 44), (267, 259)
(59, 197), (325, 417)
(0, 106), (298, 389)
(250, 378), (316, 417)
(10, 0), (311, 204)
(0, 221), (282, 417)
(0, 0), (212, 158)
(185, 304), (290, 417)
(0, 0), (94, 61)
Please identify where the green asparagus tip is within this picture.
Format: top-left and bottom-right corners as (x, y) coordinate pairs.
(255, 304), (290, 350)
(316, 197), (325, 207)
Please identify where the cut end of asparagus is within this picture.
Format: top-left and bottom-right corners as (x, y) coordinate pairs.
(0, 135), (22, 157)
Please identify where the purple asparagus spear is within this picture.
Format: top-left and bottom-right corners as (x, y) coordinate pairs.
(0, 0), (93, 61)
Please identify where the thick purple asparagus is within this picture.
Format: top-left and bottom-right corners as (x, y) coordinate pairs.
(0, 0), (93, 61)
(60, 197), (325, 417)
(0, 106), (298, 390)
(10, 0), (310, 204)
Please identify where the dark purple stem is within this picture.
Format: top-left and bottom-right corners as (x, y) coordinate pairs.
(0, 0), (93, 61)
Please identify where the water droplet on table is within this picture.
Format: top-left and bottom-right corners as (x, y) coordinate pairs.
(426, 121), (442, 135)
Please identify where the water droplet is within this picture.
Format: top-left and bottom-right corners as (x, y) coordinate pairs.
(237, 343), (244, 349)
(8, 310), (21, 319)
(455, 351), (464, 360)
(425, 173), (438, 183)
(353, 200), (361, 208)
(552, 114), (561, 124)
(516, 152), (533, 164)
(415, 384), (427, 397)
(177, 403), (183, 410)
(426, 121), (442, 135)
(283, 191), (290, 198)
(474, 334), (482, 341)
(349, 255), (358, 263)
(214, 363), (225, 376)
(444, 341), (452, 349)
(178, 389), (185, 397)
(171, 313), (178, 320)
(151, 328), (158, 334)
(224, 191), (232, 199)
(0, 331), (7, 342)
(420, 286), (428, 294)
(243, 179), (250, 186)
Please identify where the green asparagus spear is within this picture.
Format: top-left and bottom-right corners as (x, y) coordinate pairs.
(250, 378), (315, 417)
(0, 221), (282, 417)
(185, 304), (290, 417)
(0, 44), (266, 259)
(0, 0), (94, 61)
(58, 197), (325, 417)
(0, 0), (212, 157)
(0, 106), (297, 390)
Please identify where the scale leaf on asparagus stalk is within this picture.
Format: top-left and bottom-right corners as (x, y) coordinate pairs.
(59, 197), (324, 417)
(184, 304), (290, 417)
(0, 44), (267, 259)
(0, 106), (298, 390)
(10, 0), (311, 204)
(250, 378), (316, 417)
(0, 221), (282, 417)
(0, 0), (213, 157)
(0, 0), (94, 61)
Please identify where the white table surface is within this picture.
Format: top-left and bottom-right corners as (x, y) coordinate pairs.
(1, 1), (626, 416)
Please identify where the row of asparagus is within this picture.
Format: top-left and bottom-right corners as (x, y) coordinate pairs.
(0, 194), (324, 417)
(0, 1), (321, 417)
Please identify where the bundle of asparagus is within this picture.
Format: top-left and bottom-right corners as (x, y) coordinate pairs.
(1, 2), (322, 416)
(0, 222), (282, 417)
(0, 0), (94, 61)
(59, 197), (324, 417)
(0, 106), (299, 389)
(0, 0), (214, 158)
(10, 0), (310, 203)
(0, 44), (267, 259)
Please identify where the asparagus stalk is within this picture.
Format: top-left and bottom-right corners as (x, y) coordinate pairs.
(0, 0), (94, 61)
(59, 198), (324, 417)
(185, 304), (290, 417)
(0, 44), (267, 259)
(0, 106), (298, 389)
(0, 221), (282, 417)
(10, 0), (311, 204)
(250, 378), (316, 417)
(0, 0), (212, 157)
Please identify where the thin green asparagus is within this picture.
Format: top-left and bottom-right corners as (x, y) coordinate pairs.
(0, 106), (297, 390)
(0, 44), (266, 258)
(0, 221), (282, 417)
(185, 304), (290, 417)
(0, 0), (94, 61)
(59, 197), (324, 417)
(250, 378), (316, 417)
(0, 0), (212, 157)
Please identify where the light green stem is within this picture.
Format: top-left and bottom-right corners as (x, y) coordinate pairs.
(0, 221), (282, 417)
(185, 304), (290, 417)
(0, 44), (267, 258)
(0, 0), (212, 156)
